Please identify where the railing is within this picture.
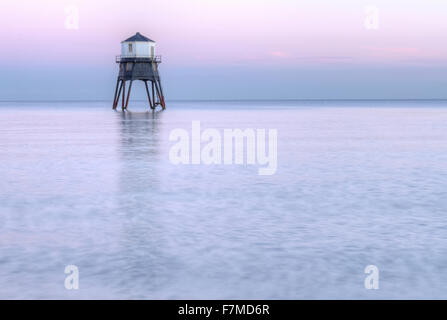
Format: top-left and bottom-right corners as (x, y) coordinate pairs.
(116, 55), (162, 63)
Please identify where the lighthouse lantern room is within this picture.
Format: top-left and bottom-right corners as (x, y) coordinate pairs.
(113, 32), (166, 111)
(121, 32), (156, 58)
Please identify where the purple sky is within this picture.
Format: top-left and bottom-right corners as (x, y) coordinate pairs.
(1, 0), (447, 100)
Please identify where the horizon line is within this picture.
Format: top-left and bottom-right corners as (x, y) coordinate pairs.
(1, 98), (447, 103)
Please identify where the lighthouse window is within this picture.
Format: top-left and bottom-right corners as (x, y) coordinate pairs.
(128, 43), (133, 53)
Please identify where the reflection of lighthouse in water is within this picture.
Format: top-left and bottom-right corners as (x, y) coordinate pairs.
(113, 32), (166, 111)
(114, 111), (174, 293)
(118, 111), (162, 172)
(117, 111), (163, 200)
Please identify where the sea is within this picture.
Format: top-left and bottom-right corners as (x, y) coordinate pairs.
(0, 99), (446, 299)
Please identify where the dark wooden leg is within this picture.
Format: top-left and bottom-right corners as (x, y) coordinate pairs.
(157, 79), (165, 101)
(154, 80), (166, 110)
(113, 80), (124, 110)
(112, 78), (120, 109)
(125, 80), (133, 109)
(144, 80), (154, 110)
(122, 80), (126, 111)
(151, 81), (156, 106)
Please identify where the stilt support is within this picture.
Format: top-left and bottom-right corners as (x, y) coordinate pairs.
(152, 81), (156, 106)
(113, 80), (124, 110)
(112, 77), (165, 110)
(122, 80), (126, 111)
(125, 80), (133, 110)
(154, 80), (166, 110)
(112, 78), (120, 109)
(144, 81), (154, 110)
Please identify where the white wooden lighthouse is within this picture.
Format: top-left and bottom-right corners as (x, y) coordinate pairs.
(113, 32), (166, 110)
(121, 32), (156, 58)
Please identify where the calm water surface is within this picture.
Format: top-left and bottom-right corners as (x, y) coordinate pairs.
(1, 100), (447, 299)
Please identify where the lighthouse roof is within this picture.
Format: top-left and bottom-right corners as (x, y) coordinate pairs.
(122, 32), (155, 43)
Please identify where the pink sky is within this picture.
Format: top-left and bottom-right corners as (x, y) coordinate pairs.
(1, 0), (447, 67)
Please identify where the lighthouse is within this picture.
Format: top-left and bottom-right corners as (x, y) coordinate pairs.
(112, 32), (166, 111)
